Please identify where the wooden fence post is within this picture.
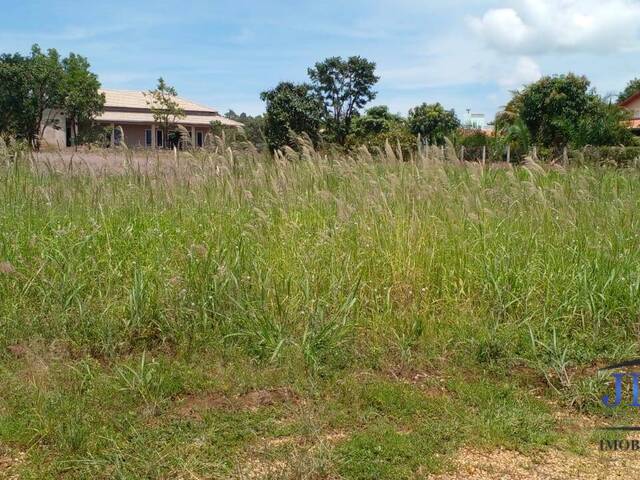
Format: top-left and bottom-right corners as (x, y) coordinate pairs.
(482, 146), (486, 166)
(506, 144), (511, 163)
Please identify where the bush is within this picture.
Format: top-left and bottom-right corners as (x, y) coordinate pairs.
(570, 146), (640, 167)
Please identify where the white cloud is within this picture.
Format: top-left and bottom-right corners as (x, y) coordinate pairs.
(498, 56), (542, 87)
(470, 0), (640, 54)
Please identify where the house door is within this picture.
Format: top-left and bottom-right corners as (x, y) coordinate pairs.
(156, 129), (163, 148)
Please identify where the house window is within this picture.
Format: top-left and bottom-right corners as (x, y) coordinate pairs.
(145, 129), (152, 147)
(156, 129), (163, 148)
(196, 131), (204, 148)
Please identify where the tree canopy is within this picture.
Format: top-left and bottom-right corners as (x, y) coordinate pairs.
(308, 56), (379, 145)
(501, 74), (632, 148)
(61, 53), (105, 148)
(349, 105), (413, 150)
(260, 82), (323, 151)
(224, 110), (266, 148)
(0, 44), (104, 149)
(619, 78), (640, 104)
(408, 103), (460, 146)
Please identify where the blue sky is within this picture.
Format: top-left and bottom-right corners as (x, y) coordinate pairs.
(2, 0), (640, 119)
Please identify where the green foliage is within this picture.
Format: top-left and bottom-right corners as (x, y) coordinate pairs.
(408, 102), (460, 146)
(0, 45), (65, 149)
(260, 82), (323, 151)
(308, 56), (379, 145)
(349, 105), (414, 151)
(458, 130), (490, 149)
(61, 53), (105, 148)
(570, 145), (640, 166)
(567, 99), (633, 148)
(145, 77), (185, 148)
(224, 110), (266, 149)
(0, 44), (104, 149)
(502, 73), (632, 149)
(618, 77), (640, 103)
(0, 52), (33, 142)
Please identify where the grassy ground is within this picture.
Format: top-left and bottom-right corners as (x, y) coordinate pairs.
(1, 144), (640, 478)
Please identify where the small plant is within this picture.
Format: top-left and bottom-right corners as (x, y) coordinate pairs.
(529, 326), (572, 393)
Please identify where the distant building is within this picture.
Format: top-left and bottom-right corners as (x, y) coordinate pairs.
(619, 92), (640, 133)
(462, 110), (487, 130)
(41, 89), (242, 148)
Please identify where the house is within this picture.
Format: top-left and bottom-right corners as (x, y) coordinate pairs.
(619, 92), (640, 133)
(462, 111), (487, 130)
(41, 89), (243, 148)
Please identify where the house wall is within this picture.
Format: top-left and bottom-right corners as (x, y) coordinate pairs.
(41, 110), (67, 149)
(109, 123), (212, 148)
(121, 124), (147, 148)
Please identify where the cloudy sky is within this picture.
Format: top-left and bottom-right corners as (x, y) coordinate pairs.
(2, 0), (639, 118)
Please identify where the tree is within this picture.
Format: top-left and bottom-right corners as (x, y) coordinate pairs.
(509, 74), (594, 148)
(0, 45), (64, 149)
(145, 78), (185, 148)
(408, 103), (460, 146)
(0, 45), (103, 149)
(567, 98), (633, 147)
(503, 74), (632, 149)
(61, 53), (105, 149)
(260, 82), (323, 151)
(619, 78), (640, 104)
(349, 105), (413, 150)
(0, 52), (32, 142)
(351, 106), (402, 137)
(308, 56), (379, 145)
(224, 110), (266, 148)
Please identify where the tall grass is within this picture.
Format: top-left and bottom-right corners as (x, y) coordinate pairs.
(1, 141), (640, 387)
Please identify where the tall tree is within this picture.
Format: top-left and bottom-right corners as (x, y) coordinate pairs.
(619, 78), (640, 104)
(145, 78), (185, 148)
(30, 45), (65, 149)
(0, 52), (32, 142)
(61, 53), (105, 149)
(503, 73), (630, 148)
(260, 82), (323, 151)
(408, 103), (460, 146)
(0, 45), (64, 149)
(308, 56), (379, 145)
(509, 74), (593, 147)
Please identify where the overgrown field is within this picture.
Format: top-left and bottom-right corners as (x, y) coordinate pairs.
(1, 146), (640, 478)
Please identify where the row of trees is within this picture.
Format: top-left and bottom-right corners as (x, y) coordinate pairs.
(496, 73), (634, 155)
(258, 56), (463, 151)
(0, 45), (104, 148)
(257, 60), (640, 157)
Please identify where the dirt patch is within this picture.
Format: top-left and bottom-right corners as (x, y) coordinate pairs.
(234, 458), (289, 480)
(0, 445), (25, 480)
(174, 387), (300, 419)
(427, 446), (640, 479)
(6, 340), (73, 388)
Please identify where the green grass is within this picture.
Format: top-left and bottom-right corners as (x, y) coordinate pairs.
(1, 146), (640, 478)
